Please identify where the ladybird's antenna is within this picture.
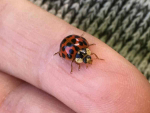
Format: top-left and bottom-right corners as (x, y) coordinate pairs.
(91, 53), (104, 60)
(54, 52), (59, 56)
(80, 32), (85, 37)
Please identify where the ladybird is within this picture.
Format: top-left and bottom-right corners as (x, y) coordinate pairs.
(54, 34), (103, 73)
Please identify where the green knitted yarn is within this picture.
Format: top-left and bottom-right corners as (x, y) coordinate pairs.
(30, 0), (150, 82)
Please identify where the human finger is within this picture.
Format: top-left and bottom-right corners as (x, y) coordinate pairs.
(0, 71), (75, 113)
(0, 0), (150, 113)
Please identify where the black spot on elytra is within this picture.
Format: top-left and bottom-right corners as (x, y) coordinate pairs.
(62, 53), (65, 58)
(79, 42), (83, 46)
(75, 46), (80, 51)
(75, 35), (80, 38)
(83, 41), (87, 45)
(67, 54), (72, 59)
(66, 35), (73, 38)
(67, 42), (72, 47)
(62, 46), (66, 51)
(71, 39), (76, 44)
(62, 39), (66, 44)
(69, 49), (74, 54)
(60, 39), (66, 47)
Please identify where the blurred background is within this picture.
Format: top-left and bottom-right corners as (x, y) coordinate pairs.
(29, 0), (150, 83)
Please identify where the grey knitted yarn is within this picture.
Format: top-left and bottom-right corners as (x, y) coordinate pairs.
(30, 0), (150, 82)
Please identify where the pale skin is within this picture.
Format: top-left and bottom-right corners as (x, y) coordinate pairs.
(0, 0), (150, 113)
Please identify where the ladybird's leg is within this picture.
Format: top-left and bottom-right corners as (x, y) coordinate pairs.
(88, 43), (96, 46)
(91, 53), (104, 60)
(78, 64), (81, 70)
(80, 32), (85, 37)
(54, 52), (59, 56)
(86, 64), (88, 69)
(75, 62), (81, 71)
(70, 59), (75, 74)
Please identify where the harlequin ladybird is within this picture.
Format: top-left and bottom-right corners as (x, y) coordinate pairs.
(54, 34), (103, 73)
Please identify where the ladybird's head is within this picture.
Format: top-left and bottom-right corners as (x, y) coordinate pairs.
(83, 55), (93, 64)
(75, 48), (92, 64)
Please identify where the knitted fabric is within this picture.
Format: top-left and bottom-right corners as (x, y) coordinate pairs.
(29, 0), (150, 82)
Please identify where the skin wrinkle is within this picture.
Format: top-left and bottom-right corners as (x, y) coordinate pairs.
(34, 23), (72, 89)
(67, 86), (99, 111)
(13, 84), (36, 113)
(20, 83), (75, 112)
(48, 52), (135, 112)
(15, 41), (36, 55)
(37, 61), (99, 112)
(15, 1), (69, 48)
(8, 24), (41, 47)
(53, 61), (134, 112)
(36, 31), (73, 88)
(0, 37), (32, 67)
(3, 83), (32, 112)
(0, 31), (36, 65)
(3, 82), (32, 113)
(14, 29), (41, 47)
(4, 86), (27, 113)
(73, 88), (98, 107)
(0, 73), (23, 107)
(0, 35), (39, 86)
(0, 1), (8, 16)
(0, 7), (44, 84)
(41, 63), (101, 111)
(1, 24), (39, 55)
(0, 37), (27, 65)
(71, 74), (122, 111)
(0, 36), (9, 46)
(0, 72), (75, 113)
(35, 41), (70, 87)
